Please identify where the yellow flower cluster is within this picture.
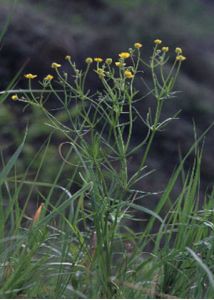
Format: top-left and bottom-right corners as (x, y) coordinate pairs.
(85, 57), (93, 64)
(94, 57), (103, 63)
(162, 46), (169, 53)
(124, 70), (134, 79)
(154, 39), (162, 45)
(15, 39), (187, 105)
(24, 73), (37, 79)
(105, 58), (113, 65)
(176, 55), (186, 61)
(51, 62), (61, 69)
(119, 52), (130, 59)
(96, 68), (105, 78)
(44, 74), (54, 81)
(65, 55), (71, 61)
(115, 61), (126, 67)
(175, 47), (182, 54)
(134, 42), (143, 49)
(11, 94), (18, 101)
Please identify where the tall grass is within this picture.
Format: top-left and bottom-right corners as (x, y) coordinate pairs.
(0, 41), (213, 298)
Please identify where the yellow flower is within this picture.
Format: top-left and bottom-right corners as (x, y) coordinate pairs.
(119, 52), (130, 59)
(94, 57), (103, 63)
(176, 55), (187, 61)
(24, 73), (38, 79)
(85, 57), (93, 64)
(96, 68), (105, 77)
(175, 47), (182, 54)
(11, 94), (18, 101)
(115, 61), (126, 67)
(105, 58), (113, 65)
(65, 55), (71, 60)
(134, 42), (143, 49)
(44, 74), (54, 81)
(162, 46), (169, 53)
(154, 39), (162, 45)
(51, 62), (62, 69)
(124, 70), (134, 79)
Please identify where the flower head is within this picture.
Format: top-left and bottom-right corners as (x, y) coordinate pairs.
(65, 55), (71, 61)
(115, 61), (126, 67)
(154, 39), (162, 45)
(119, 52), (130, 59)
(94, 57), (103, 63)
(134, 42), (143, 49)
(105, 58), (113, 65)
(24, 73), (37, 79)
(51, 62), (62, 69)
(11, 94), (18, 101)
(95, 68), (105, 78)
(175, 47), (182, 54)
(44, 74), (54, 81)
(85, 57), (93, 64)
(176, 55), (186, 62)
(124, 70), (134, 79)
(162, 46), (169, 53)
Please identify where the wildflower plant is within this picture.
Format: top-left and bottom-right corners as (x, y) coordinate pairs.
(1, 40), (214, 298)
(16, 41), (187, 197)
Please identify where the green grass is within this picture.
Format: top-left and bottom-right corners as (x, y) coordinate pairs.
(0, 40), (214, 299)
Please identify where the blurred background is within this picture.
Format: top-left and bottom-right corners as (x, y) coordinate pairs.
(0, 0), (213, 214)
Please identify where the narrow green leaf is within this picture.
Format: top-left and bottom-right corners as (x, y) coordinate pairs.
(128, 202), (163, 224)
(0, 129), (27, 186)
(187, 247), (214, 289)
